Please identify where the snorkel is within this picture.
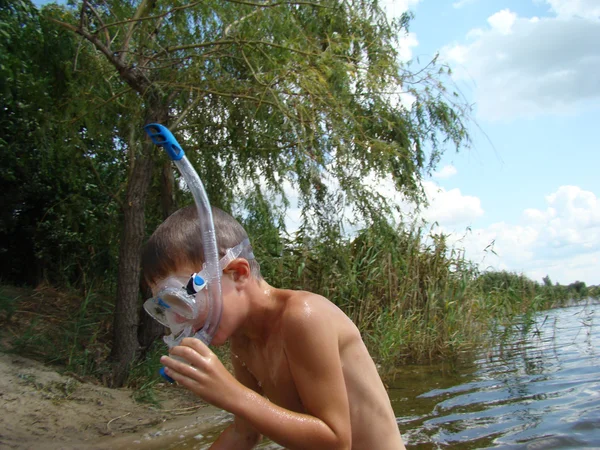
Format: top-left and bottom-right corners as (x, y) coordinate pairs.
(144, 123), (223, 347)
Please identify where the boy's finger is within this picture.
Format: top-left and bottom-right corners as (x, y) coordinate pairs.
(164, 367), (214, 403)
(161, 354), (192, 371)
(181, 337), (212, 356)
(162, 354), (205, 379)
(163, 366), (197, 389)
(168, 346), (206, 367)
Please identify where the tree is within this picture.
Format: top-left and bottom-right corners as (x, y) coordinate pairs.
(542, 275), (552, 287)
(568, 280), (588, 298)
(47, 0), (471, 385)
(0, 0), (124, 288)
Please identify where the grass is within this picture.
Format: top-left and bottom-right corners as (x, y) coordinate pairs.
(126, 339), (172, 405)
(0, 285), (21, 322)
(0, 283), (114, 380)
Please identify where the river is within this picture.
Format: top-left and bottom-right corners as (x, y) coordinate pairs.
(167, 302), (600, 449)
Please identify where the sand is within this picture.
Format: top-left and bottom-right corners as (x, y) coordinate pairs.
(0, 352), (231, 449)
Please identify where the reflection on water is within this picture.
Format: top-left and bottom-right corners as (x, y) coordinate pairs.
(170, 302), (599, 449)
(395, 302), (600, 449)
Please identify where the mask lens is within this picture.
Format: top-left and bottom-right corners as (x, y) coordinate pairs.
(143, 272), (211, 344)
(158, 289), (196, 319)
(143, 298), (171, 327)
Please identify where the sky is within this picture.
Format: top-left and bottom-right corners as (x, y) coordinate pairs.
(34, 0), (599, 285)
(367, 0), (600, 286)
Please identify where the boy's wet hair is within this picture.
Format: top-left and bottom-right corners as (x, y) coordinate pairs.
(142, 205), (261, 285)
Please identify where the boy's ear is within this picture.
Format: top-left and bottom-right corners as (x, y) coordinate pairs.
(223, 258), (250, 282)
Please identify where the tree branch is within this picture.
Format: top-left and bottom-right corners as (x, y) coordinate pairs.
(79, 2), (86, 30)
(73, 37), (84, 72)
(48, 16), (78, 33)
(67, 87), (134, 124)
(223, 0), (324, 8)
(164, 39), (317, 58)
(94, 1), (204, 35)
(83, 0), (111, 48)
(162, 83), (282, 111)
(223, 8), (262, 37)
(120, 0), (151, 63)
(170, 95), (202, 130)
(48, 17), (150, 93)
(93, 1), (323, 36)
(86, 155), (124, 207)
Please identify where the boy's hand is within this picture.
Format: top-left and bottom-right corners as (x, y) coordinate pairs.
(160, 338), (243, 410)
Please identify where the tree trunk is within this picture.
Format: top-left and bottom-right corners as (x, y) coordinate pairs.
(138, 276), (165, 354)
(161, 159), (176, 218)
(137, 160), (175, 352)
(110, 104), (168, 387)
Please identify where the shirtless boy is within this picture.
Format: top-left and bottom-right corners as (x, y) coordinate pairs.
(142, 206), (406, 449)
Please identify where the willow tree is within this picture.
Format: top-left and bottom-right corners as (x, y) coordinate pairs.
(49, 0), (470, 386)
(1, 1), (128, 288)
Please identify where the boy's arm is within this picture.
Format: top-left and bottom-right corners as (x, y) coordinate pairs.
(162, 304), (352, 450)
(209, 351), (262, 449)
(209, 423), (258, 450)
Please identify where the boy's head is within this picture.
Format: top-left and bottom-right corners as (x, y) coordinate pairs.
(142, 205), (261, 288)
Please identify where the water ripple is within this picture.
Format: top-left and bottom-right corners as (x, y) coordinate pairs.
(396, 303), (600, 449)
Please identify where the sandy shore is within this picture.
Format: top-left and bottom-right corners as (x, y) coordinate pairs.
(0, 352), (231, 449)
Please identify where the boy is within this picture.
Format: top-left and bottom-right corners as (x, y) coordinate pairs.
(142, 206), (406, 449)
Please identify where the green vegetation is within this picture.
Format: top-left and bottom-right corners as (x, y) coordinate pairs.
(2, 225), (597, 389)
(1, 285), (113, 377)
(256, 221), (598, 376)
(2, 0), (474, 386)
(1, 0), (597, 393)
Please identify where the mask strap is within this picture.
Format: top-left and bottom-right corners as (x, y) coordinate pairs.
(219, 238), (253, 271)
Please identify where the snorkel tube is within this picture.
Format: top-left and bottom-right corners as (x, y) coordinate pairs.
(144, 124), (223, 346)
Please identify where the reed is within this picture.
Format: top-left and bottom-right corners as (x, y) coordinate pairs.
(0, 221), (595, 387)
(257, 221), (568, 377)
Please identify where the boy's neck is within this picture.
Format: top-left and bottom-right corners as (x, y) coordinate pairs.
(234, 279), (287, 344)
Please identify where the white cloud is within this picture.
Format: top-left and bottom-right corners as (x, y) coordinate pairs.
(545, 0), (600, 19)
(421, 181), (484, 227)
(380, 0), (420, 61)
(281, 179), (303, 230)
(527, 252), (599, 287)
(362, 177), (483, 229)
(443, 7), (600, 121)
(388, 90), (417, 111)
(487, 9), (518, 35)
(397, 31), (419, 62)
(350, 0), (419, 111)
(453, 0), (478, 9)
(450, 186), (600, 285)
(432, 164), (458, 179)
(282, 172), (482, 234)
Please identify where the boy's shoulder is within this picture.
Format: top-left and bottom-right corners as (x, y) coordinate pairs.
(278, 289), (356, 340)
(280, 289), (336, 321)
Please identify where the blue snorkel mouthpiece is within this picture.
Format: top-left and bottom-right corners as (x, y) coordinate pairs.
(144, 123), (224, 382)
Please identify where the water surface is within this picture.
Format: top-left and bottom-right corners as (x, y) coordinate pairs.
(395, 302), (600, 449)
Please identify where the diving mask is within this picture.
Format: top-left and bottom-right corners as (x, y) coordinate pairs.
(143, 238), (254, 347)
